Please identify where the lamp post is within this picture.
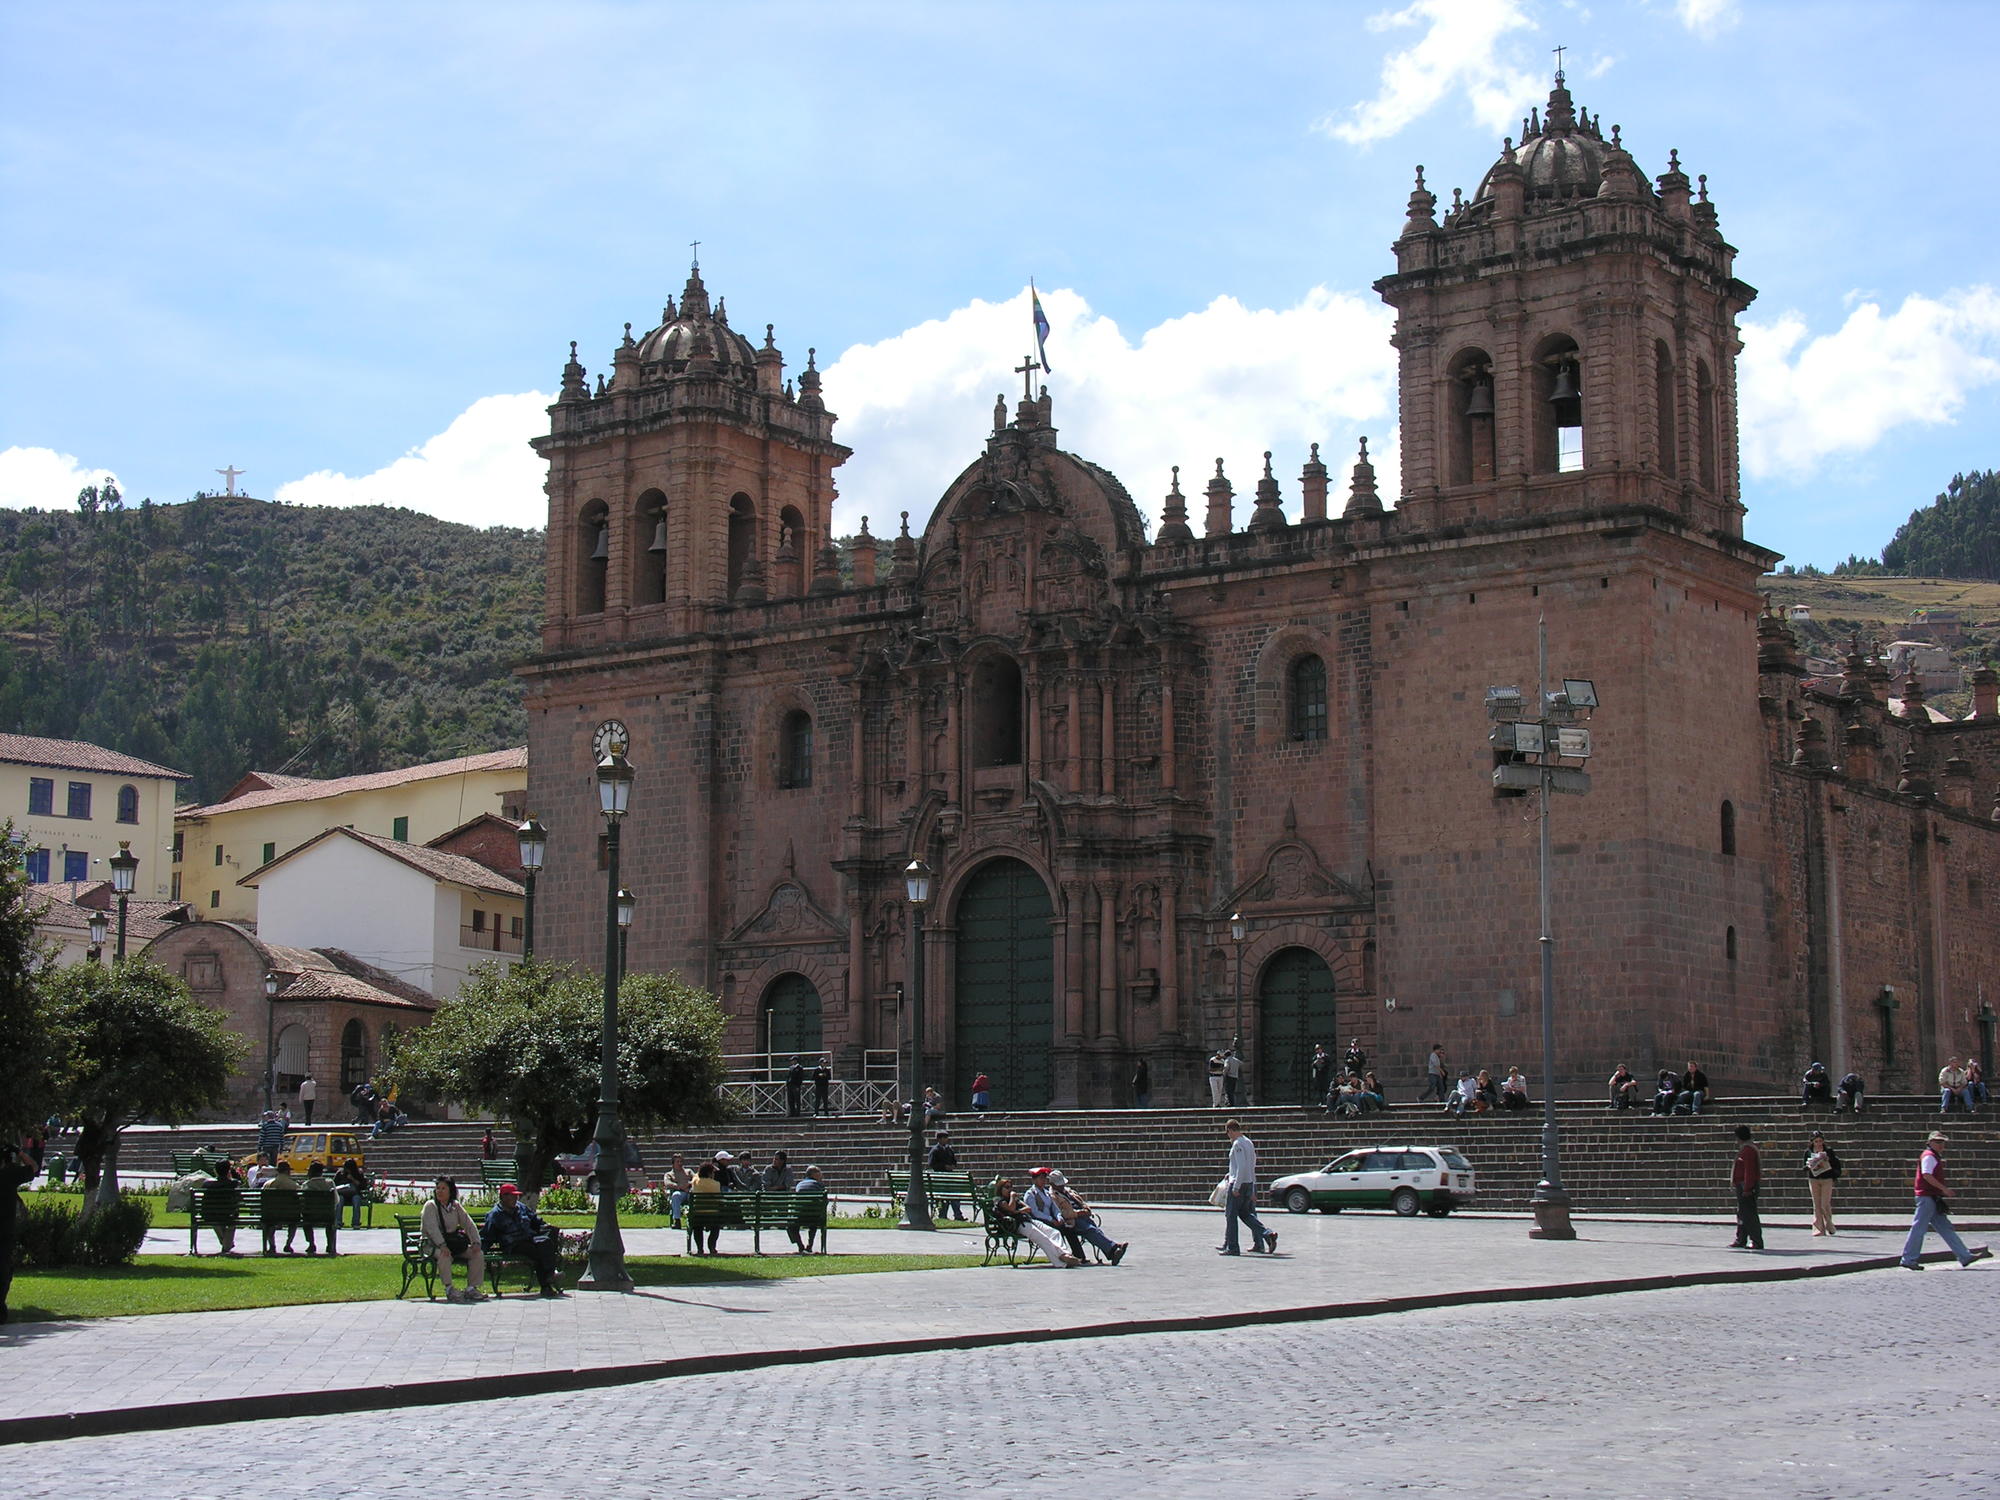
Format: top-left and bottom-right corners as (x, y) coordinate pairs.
(581, 744), (635, 1291)
(87, 910), (108, 966)
(262, 970), (280, 1113)
(516, 817), (547, 959)
(1229, 910), (1247, 1106)
(616, 886), (635, 980)
(108, 840), (138, 961)
(901, 857), (935, 1232)
(1487, 618), (1595, 1242)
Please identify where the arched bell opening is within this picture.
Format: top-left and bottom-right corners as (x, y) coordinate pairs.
(633, 489), (667, 605)
(576, 499), (610, 614)
(1532, 335), (1584, 475)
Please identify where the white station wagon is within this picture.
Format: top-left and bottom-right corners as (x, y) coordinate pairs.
(1269, 1145), (1476, 1217)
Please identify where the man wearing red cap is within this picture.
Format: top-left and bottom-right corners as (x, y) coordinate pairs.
(480, 1183), (566, 1297)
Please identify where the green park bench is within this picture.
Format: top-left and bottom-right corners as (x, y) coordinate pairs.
(187, 1186), (340, 1256)
(170, 1149), (228, 1177)
(971, 1181), (1029, 1267)
(394, 1213), (537, 1298)
(684, 1190), (828, 1256)
(479, 1158), (519, 1191)
(886, 1168), (977, 1222)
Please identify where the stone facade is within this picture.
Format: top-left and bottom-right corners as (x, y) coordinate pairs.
(520, 76), (2000, 1106)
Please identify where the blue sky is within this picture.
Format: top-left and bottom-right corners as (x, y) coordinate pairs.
(3, 0), (1997, 569)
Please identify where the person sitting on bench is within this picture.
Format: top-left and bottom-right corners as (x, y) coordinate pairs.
(994, 1176), (1079, 1268)
(480, 1183), (564, 1297)
(1047, 1170), (1128, 1265)
(422, 1176), (485, 1302)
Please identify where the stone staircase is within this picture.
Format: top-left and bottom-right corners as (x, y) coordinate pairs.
(119, 1098), (1996, 1216)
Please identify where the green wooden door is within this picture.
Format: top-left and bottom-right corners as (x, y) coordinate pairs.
(1258, 947), (1337, 1107)
(952, 858), (1054, 1110)
(763, 973), (823, 1061)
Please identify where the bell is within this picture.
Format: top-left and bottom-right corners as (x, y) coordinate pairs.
(589, 521), (609, 561)
(648, 517), (667, 554)
(1548, 362), (1579, 404)
(1464, 379), (1494, 418)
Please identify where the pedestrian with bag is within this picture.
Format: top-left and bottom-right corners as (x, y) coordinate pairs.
(1899, 1132), (1993, 1270)
(1218, 1119), (1275, 1257)
(1803, 1130), (1841, 1236)
(422, 1176), (486, 1301)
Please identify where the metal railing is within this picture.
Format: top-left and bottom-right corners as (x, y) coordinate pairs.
(716, 1049), (899, 1116)
(459, 924), (523, 955)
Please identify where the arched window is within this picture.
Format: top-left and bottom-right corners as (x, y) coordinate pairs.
(577, 500), (609, 614)
(1654, 341), (1678, 479)
(1696, 360), (1719, 491)
(633, 489), (667, 606)
(777, 505), (807, 595)
(1533, 336), (1583, 475)
(274, 1023), (309, 1092)
(779, 709), (814, 789)
(727, 493), (757, 598)
(1720, 799), (1736, 856)
(1448, 349), (1496, 485)
(1725, 925), (1738, 962)
(1288, 655), (1328, 742)
(115, 785), (140, 824)
(971, 656), (1024, 767)
(339, 1019), (368, 1091)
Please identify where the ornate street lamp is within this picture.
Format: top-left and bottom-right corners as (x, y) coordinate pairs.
(1229, 911), (1247, 1106)
(262, 970), (281, 1112)
(515, 816), (547, 958)
(901, 857), (934, 1232)
(108, 840), (138, 961)
(87, 909), (108, 965)
(580, 741), (635, 1291)
(616, 886), (635, 980)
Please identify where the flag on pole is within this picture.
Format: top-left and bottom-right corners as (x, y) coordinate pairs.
(1031, 282), (1052, 374)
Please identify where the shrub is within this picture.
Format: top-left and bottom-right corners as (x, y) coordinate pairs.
(15, 1195), (152, 1268)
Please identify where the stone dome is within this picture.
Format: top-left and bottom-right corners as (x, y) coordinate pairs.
(1473, 77), (1613, 205)
(632, 267), (759, 374)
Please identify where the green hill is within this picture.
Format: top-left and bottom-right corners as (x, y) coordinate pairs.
(0, 492), (542, 803)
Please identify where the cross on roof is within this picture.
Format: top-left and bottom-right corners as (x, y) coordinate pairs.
(1014, 355), (1041, 402)
(1553, 44), (1565, 82)
(690, 240), (700, 269)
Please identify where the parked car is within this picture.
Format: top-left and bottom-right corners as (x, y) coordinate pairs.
(237, 1130), (366, 1178)
(1269, 1144), (1475, 1217)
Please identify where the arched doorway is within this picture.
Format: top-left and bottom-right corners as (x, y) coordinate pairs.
(952, 858), (1054, 1109)
(1257, 947), (1337, 1107)
(339, 1018), (369, 1091)
(274, 1023), (309, 1097)
(762, 973), (823, 1065)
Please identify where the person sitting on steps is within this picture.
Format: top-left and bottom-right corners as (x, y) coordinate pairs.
(1801, 1061), (1833, 1107)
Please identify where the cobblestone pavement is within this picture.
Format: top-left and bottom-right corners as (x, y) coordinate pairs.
(10, 1266), (1998, 1498)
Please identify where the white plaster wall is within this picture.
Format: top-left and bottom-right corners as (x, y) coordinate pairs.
(254, 838), (439, 996)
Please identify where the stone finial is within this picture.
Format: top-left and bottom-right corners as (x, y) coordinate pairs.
(622, 321), (635, 347)
(1942, 755), (1976, 811)
(1899, 669), (1928, 722)
(1248, 450), (1286, 532)
(809, 535), (843, 595)
(852, 517), (878, 588)
(1344, 435), (1383, 517)
(1896, 748), (1933, 800)
(1969, 661), (1999, 720)
(1402, 163), (1438, 236)
(1657, 148), (1692, 219)
(1204, 458), (1234, 538)
(733, 547), (768, 605)
(798, 347), (824, 411)
(1792, 714), (1830, 770)
(1691, 172), (1719, 232)
(1300, 442), (1329, 523)
(891, 510), (918, 580)
(559, 339), (587, 402)
(1156, 465), (1194, 544)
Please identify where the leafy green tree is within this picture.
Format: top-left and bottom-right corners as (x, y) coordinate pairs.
(41, 960), (247, 1216)
(386, 960), (728, 1195)
(0, 827), (55, 1140)
(1881, 471), (2000, 579)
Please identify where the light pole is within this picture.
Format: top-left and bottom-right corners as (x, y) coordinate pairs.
(516, 816), (547, 959)
(262, 970), (280, 1112)
(1229, 911), (1247, 1106)
(616, 886), (634, 980)
(1487, 618), (1595, 1242)
(86, 909), (108, 966)
(108, 840), (138, 961)
(901, 857), (935, 1231)
(581, 744), (635, 1291)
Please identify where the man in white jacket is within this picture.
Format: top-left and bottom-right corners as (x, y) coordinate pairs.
(1219, 1120), (1274, 1257)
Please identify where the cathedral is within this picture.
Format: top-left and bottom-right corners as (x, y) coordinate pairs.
(519, 74), (2000, 1108)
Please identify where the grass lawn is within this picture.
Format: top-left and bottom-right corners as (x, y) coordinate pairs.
(104, 1192), (902, 1235)
(9, 1252), (988, 1323)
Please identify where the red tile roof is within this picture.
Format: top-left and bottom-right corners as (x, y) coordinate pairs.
(240, 825), (524, 898)
(0, 733), (189, 781)
(178, 747), (525, 819)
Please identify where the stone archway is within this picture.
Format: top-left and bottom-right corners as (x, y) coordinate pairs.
(951, 857), (1054, 1109)
(1257, 947), (1338, 1107)
(761, 972), (824, 1063)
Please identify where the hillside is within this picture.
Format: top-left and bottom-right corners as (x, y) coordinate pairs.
(1758, 572), (2000, 710)
(0, 493), (543, 803)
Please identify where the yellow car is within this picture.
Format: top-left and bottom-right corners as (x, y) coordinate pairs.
(238, 1130), (367, 1177)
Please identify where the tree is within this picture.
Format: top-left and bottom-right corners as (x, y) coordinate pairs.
(386, 960), (729, 1195)
(41, 960), (247, 1216)
(0, 827), (55, 1140)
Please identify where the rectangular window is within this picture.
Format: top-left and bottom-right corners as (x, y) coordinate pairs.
(28, 778), (53, 816)
(472, 909), (487, 933)
(170, 872), (182, 901)
(1557, 427), (1585, 473)
(510, 915), (523, 939)
(63, 850), (88, 882)
(66, 782), (92, 820)
(25, 849), (48, 882)
(208, 889), (219, 909)
(214, 845), (224, 867)
(392, 816), (409, 841)
(262, 842), (276, 866)
(172, 831), (184, 863)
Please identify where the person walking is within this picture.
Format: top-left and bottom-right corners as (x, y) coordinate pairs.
(1131, 1056), (1151, 1109)
(1218, 1119), (1275, 1256)
(297, 1074), (317, 1126)
(480, 1127), (496, 1161)
(1899, 1131), (1992, 1270)
(1803, 1130), (1841, 1236)
(786, 1056), (805, 1119)
(813, 1055), (832, 1115)
(256, 1108), (285, 1167)
(1729, 1124), (1764, 1250)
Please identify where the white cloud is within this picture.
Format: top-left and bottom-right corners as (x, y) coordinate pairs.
(1674, 0), (1740, 38)
(0, 446), (120, 510)
(274, 392), (552, 527)
(1318, 0), (1543, 146)
(824, 286), (1400, 539)
(1738, 288), (2000, 479)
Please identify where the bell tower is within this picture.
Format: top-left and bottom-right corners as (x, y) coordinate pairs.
(531, 264), (850, 648)
(1376, 71), (1755, 536)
